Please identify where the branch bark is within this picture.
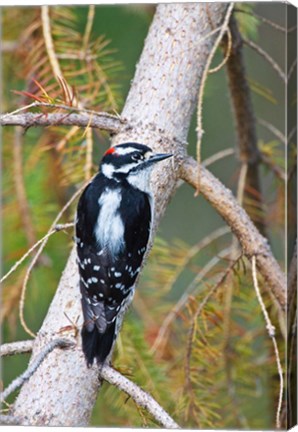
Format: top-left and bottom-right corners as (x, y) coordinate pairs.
(0, 111), (122, 132)
(1, 338), (74, 403)
(0, 340), (33, 357)
(12, 4), (230, 426)
(100, 365), (180, 428)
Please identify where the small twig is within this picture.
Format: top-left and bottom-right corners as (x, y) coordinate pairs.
(260, 153), (286, 182)
(41, 6), (63, 82)
(0, 338), (74, 403)
(234, 7), (291, 33)
(209, 27), (232, 74)
(82, 5), (95, 54)
(184, 254), (242, 389)
(1, 223), (73, 284)
(221, 162), (247, 414)
(0, 340), (33, 357)
(288, 125), (297, 145)
(56, 125), (80, 151)
(288, 58), (297, 81)
(236, 163), (248, 205)
(41, 5), (78, 107)
(163, 226), (231, 293)
(1, 101), (123, 120)
(203, 148), (235, 167)
(18, 182), (87, 337)
(251, 256), (283, 429)
(257, 118), (286, 144)
(100, 365), (180, 429)
(84, 121), (94, 180)
(151, 247), (232, 355)
(195, 2), (234, 195)
(243, 37), (286, 82)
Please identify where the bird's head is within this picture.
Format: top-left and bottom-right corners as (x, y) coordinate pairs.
(100, 142), (172, 191)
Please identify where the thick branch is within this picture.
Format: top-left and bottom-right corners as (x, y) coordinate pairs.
(179, 156), (285, 311)
(100, 365), (180, 428)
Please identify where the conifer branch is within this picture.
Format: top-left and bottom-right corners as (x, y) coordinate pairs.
(100, 365), (180, 429)
(179, 156), (286, 312)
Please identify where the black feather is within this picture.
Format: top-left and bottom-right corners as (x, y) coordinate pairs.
(81, 320), (116, 367)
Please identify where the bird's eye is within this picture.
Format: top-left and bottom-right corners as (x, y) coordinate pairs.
(132, 154), (144, 161)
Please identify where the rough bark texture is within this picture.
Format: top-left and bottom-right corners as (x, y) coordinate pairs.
(12, 3), (229, 426)
(0, 111), (121, 132)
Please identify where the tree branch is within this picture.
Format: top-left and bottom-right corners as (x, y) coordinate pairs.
(225, 15), (266, 235)
(1, 338), (74, 403)
(100, 365), (180, 429)
(0, 111), (122, 133)
(179, 156), (285, 312)
(0, 340), (33, 357)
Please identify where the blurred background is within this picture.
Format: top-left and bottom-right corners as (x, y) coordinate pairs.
(1, 3), (294, 429)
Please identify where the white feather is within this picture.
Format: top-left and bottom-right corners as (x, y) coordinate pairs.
(127, 167), (153, 194)
(101, 163), (114, 178)
(115, 147), (142, 155)
(94, 189), (124, 256)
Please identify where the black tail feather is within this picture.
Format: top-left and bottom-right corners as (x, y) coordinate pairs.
(82, 322), (116, 367)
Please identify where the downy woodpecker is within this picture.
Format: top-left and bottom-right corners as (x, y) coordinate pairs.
(75, 142), (172, 366)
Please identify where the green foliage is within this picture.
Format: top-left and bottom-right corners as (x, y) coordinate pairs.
(235, 3), (260, 40)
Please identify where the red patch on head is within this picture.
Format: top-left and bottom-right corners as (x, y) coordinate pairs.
(104, 147), (117, 156)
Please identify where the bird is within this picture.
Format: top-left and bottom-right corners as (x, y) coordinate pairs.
(75, 142), (172, 366)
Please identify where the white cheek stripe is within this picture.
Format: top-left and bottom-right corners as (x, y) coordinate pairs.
(94, 189), (124, 256)
(101, 163), (114, 178)
(127, 167), (153, 194)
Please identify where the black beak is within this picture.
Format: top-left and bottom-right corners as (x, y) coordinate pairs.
(148, 153), (173, 164)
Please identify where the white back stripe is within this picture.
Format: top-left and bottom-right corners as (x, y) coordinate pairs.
(94, 189), (124, 256)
